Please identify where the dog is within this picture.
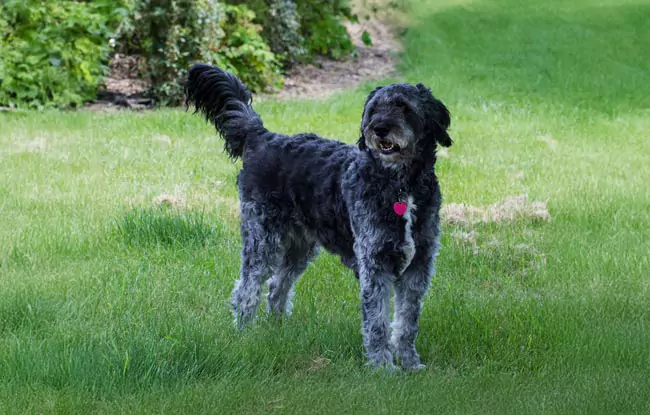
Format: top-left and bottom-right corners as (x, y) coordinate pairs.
(185, 64), (452, 370)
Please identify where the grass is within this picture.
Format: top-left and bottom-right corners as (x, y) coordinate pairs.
(1, 0), (649, 412)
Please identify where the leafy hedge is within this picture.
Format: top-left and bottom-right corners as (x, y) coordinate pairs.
(229, 0), (355, 66)
(296, 0), (355, 60)
(0, 0), (356, 109)
(113, 1), (282, 105)
(0, 0), (125, 109)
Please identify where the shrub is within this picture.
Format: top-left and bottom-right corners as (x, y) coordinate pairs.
(0, 10), (6, 88)
(116, 0), (280, 104)
(227, 0), (305, 67)
(218, 5), (283, 92)
(122, 0), (225, 104)
(0, 0), (357, 108)
(0, 0), (124, 109)
(295, 0), (355, 60)
(266, 0), (305, 66)
(227, 0), (355, 66)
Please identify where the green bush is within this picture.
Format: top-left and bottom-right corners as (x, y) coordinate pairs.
(229, 0), (355, 65)
(228, 0), (306, 67)
(219, 5), (283, 92)
(295, 0), (355, 60)
(0, 0), (124, 109)
(0, 11), (7, 88)
(117, 0), (281, 104)
(266, 0), (305, 66)
(0, 0), (356, 108)
(122, 0), (228, 104)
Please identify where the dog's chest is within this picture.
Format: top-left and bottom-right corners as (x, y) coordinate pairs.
(398, 195), (417, 275)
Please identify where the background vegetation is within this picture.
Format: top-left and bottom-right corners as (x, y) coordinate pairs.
(0, 0), (124, 108)
(0, 0), (356, 108)
(1, 0), (649, 413)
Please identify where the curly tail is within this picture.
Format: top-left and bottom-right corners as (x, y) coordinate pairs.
(185, 64), (266, 159)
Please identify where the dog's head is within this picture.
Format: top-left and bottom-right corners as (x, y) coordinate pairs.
(358, 83), (452, 164)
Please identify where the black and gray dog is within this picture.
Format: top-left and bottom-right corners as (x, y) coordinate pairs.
(185, 64), (452, 370)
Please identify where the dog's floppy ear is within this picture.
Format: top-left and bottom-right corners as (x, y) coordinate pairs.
(358, 86), (384, 150)
(416, 83), (452, 147)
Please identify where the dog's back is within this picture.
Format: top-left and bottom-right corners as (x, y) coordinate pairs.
(185, 64), (360, 260)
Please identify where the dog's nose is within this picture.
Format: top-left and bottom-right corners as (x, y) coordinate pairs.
(374, 126), (390, 138)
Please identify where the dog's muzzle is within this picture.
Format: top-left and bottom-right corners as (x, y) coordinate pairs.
(378, 139), (401, 155)
(364, 125), (412, 162)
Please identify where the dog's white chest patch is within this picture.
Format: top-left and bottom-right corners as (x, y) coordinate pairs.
(399, 195), (417, 275)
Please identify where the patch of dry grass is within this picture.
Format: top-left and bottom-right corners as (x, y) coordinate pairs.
(442, 195), (551, 225)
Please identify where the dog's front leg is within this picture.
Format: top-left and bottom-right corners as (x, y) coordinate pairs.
(358, 262), (395, 370)
(391, 256), (434, 370)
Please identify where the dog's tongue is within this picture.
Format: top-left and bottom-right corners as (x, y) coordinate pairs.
(393, 202), (407, 216)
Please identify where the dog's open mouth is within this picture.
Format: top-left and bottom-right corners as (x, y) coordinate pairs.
(378, 140), (401, 154)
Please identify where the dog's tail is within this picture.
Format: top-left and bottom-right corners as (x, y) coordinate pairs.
(185, 64), (266, 159)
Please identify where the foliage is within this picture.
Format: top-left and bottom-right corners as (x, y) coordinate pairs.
(228, 0), (355, 65)
(218, 5), (282, 92)
(0, 0), (126, 109)
(121, 0), (227, 104)
(228, 0), (305, 67)
(0, 10), (6, 86)
(0, 0), (356, 108)
(261, 0), (306, 67)
(117, 0), (280, 104)
(295, 0), (355, 60)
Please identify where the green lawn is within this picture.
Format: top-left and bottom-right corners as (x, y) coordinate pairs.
(1, 0), (649, 413)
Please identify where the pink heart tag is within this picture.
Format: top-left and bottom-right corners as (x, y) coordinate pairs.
(393, 202), (407, 216)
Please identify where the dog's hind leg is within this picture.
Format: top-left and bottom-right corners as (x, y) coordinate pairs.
(231, 203), (281, 329)
(267, 237), (317, 318)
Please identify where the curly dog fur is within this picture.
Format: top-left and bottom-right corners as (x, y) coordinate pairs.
(185, 63), (452, 370)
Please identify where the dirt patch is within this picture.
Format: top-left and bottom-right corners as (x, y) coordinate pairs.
(442, 195), (551, 225)
(103, 53), (149, 96)
(152, 193), (186, 209)
(148, 187), (240, 220)
(85, 53), (153, 111)
(308, 356), (332, 372)
(2, 136), (50, 157)
(267, 12), (403, 100)
(451, 230), (479, 243)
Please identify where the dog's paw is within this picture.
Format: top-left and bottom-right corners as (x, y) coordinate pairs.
(402, 362), (426, 371)
(393, 348), (425, 371)
(365, 350), (396, 372)
(233, 312), (254, 330)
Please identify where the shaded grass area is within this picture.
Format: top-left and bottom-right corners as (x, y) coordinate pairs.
(1, 0), (650, 412)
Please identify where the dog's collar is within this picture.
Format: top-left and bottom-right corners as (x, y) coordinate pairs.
(398, 188), (407, 201)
